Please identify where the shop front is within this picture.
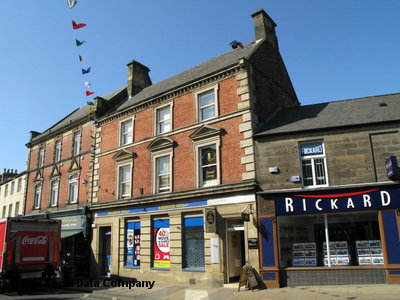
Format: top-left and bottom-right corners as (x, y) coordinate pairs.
(258, 184), (400, 287)
(90, 193), (259, 287)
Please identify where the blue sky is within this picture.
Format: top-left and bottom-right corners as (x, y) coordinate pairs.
(0, 0), (399, 173)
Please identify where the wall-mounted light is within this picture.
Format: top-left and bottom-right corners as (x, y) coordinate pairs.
(241, 204), (255, 222)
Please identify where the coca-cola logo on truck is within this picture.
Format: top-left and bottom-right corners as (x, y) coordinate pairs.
(22, 235), (48, 245)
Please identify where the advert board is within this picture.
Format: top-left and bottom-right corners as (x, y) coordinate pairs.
(238, 265), (258, 292)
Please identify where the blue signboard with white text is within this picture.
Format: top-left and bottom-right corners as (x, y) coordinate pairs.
(274, 186), (400, 215)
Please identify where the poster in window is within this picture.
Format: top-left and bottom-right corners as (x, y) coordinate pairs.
(127, 229), (134, 249)
(133, 230), (140, 266)
(153, 227), (170, 268)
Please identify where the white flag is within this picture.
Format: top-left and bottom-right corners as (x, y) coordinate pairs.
(67, 0), (78, 9)
(84, 82), (91, 88)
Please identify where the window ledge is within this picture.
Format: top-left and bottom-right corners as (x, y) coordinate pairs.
(124, 266), (140, 269)
(182, 268), (205, 272)
(150, 267), (170, 271)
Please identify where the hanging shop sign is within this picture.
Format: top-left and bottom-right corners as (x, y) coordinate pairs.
(386, 156), (399, 180)
(204, 207), (217, 233)
(275, 186), (400, 215)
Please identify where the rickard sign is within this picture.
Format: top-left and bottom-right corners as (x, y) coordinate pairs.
(274, 187), (400, 215)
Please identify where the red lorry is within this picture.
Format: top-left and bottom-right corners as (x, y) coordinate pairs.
(0, 218), (61, 287)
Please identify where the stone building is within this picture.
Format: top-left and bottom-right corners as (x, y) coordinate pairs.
(24, 90), (126, 279)
(88, 9), (298, 287)
(0, 169), (26, 217)
(254, 93), (400, 287)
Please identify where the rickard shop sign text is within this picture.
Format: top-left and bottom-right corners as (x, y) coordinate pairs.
(274, 187), (400, 215)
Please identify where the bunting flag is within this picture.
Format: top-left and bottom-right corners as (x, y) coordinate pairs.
(87, 101), (94, 105)
(75, 39), (86, 46)
(72, 20), (87, 30)
(88, 109), (95, 114)
(85, 91), (95, 96)
(67, 0), (78, 9)
(84, 81), (91, 88)
(89, 117), (97, 121)
(79, 55), (84, 62)
(81, 67), (91, 74)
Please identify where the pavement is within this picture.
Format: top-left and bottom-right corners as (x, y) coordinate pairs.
(83, 282), (400, 300)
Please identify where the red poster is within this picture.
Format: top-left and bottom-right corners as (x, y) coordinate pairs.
(153, 227), (170, 268)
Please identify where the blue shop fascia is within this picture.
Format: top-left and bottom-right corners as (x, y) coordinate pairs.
(257, 182), (400, 287)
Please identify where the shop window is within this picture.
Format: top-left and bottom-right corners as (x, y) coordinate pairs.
(118, 164), (132, 199)
(54, 140), (62, 162)
(152, 219), (170, 269)
(34, 183), (42, 209)
(73, 132), (81, 156)
(277, 211), (382, 268)
(300, 141), (328, 187)
(120, 119), (133, 146)
(125, 221), (141, 267)
(156, 105), (171, 135)
(68, 175), (79, 204)
(50, 179), (59, 207)
(182, 216), (205, 270)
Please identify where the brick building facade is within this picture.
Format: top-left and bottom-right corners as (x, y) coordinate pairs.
(24, 89), (126, 279)
(89, 9), (298, 287)
(254, 94), (400, 287)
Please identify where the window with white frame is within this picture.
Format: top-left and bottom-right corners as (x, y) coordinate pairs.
(156, 105), (171, 135)
(300, 141), (328, 188)
(54, 140), (62, 162)
(38, 147), (45, 168)
(8, 204), (12, 217)
(155, 155), (171, 193)
(50, 179), (59, 207)
(120, 119), (133, 146)
(73, 132), (81, 156)
(68, 175), (79, 204)
(15, 202), (19, 217)
(2, 206), (6, 218)
(34, 183), (42, 209)
(197, 89), (217, 121)
(17, 178), (22, 192)
(118, 164), (132, 199)
(199, 144), (218, 187)
(10, 182), (14, 195)
(4, 184), (8, 197)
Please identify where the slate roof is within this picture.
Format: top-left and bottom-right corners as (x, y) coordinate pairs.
(30, 87), (125, 143)
(256, 93), (400, 136)
(116, 40), (261, 111)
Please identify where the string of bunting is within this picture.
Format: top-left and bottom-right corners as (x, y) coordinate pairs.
(67, 0), (97, 176)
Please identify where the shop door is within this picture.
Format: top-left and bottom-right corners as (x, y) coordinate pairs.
(100, 227), (111, 277)
(226, 220), (245, 283)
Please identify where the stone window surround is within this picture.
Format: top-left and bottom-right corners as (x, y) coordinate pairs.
(194, 84), (219, 123)
(193, 136), (221, 188)
(116, 162), (133, 200)
(154, 102), (173, 136)
(151, 149), (173, 194)
(119, 117), (135, 147)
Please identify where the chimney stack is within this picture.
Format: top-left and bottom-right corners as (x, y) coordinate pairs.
(251, 9), (278, 49)
(127, 60), (152, 98)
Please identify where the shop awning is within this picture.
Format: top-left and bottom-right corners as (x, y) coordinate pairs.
(61, 229), (83, 239)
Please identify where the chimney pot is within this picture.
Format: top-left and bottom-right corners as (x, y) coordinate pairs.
(127, 60), (152, 98)
(251, 9), (278, 48)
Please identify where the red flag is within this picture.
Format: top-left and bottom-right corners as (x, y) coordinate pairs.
(72, 20), (87, 30)
(86, 91), (95, 96)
